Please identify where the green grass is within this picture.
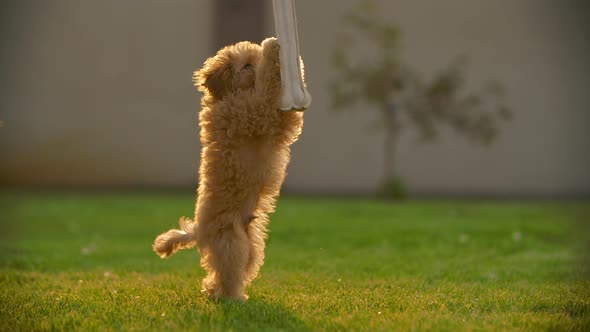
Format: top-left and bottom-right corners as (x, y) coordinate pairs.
(1, 190), (589, 331)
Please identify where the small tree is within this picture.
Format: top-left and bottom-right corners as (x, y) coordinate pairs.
(329, 0), (512, 198)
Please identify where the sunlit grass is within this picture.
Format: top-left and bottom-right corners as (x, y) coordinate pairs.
(1, 191), (588, 331)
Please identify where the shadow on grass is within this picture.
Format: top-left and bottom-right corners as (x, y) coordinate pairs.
(211, 297), (310, 331)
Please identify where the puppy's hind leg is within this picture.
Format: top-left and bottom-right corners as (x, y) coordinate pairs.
(244, 215), (268, 286)
(200, 215), (251, 301)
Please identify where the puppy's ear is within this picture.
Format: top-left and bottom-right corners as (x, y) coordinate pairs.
(193, 57), (233, 100)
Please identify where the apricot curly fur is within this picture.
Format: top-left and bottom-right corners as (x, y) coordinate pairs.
(153, 38), (304, 301)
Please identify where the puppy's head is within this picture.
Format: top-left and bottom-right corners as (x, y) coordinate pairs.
(194, 41), (261, 100)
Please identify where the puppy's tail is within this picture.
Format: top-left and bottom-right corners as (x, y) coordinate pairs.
(153, 217), (197, 258)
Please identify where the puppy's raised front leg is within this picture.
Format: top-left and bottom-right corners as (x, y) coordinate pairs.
(277, 111), (304, 145)
(255, 37), (282, 103)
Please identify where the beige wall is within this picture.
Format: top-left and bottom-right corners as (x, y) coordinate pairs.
(1, 0), (212, 187)
(284, 0), (590, 196)
(1, 0), (589, 196)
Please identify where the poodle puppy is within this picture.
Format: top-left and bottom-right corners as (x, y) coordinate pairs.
(153, 37), (304, 301)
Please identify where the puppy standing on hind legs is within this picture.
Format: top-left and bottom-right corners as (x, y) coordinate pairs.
(153, 37), (304, 301)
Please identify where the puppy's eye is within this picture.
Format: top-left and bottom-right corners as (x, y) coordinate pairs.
(243, 63), (253, 70)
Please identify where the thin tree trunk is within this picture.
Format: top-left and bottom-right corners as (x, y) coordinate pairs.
(383, 107), (397, 183)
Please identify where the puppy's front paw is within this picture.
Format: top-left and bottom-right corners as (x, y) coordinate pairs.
(261, 37), (280, 56)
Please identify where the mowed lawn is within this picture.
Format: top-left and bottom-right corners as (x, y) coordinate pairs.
(1, 191), (589, 331)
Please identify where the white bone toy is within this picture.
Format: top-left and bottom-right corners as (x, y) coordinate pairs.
(272, 0), (312, 111)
